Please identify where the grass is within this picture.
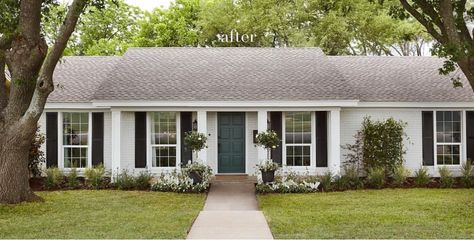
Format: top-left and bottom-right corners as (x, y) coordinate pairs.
(0, 190), (205, 239)
(258, 188), (474, 239)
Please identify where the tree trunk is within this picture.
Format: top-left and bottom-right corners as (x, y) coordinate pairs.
(0, 125), (41, 204)
(457, 58), (474, 92)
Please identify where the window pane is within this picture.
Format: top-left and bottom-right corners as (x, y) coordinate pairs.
(63, 112), (89, 168)
(151, 112), (177, 145)
(64, 147), (87, 168)
(285, 112), (311, 144)
(63, 112), (88, 146)
(436, 111), (462, 165)
(152, 146), (177, 167)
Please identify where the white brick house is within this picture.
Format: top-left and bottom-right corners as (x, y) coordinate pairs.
(39, 48), (474, 177)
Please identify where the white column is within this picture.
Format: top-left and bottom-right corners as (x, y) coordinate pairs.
(328, 109), (341, 175)
(197, 111), (207, 163)
(111, 110), (121, 181)
(257, 110), (268, 161)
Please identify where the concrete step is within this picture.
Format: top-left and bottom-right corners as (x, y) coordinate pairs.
(211, 175), (257, 183)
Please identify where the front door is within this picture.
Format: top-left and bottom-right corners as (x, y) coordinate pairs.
(218, 112), (246, 173)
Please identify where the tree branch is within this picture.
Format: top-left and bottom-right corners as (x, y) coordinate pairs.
(399, 0), (444, 43)
(21, 0), (88, 125)
(415, 0), (444, 30)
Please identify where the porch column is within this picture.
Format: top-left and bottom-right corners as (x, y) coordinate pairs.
(197, 111), (208, 163)
(257, 110), (268, 161)
(328, 109), (341, 175)
(111, 110), (121, 181)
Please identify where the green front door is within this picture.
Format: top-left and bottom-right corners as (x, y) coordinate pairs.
(218, 112), (246, 173)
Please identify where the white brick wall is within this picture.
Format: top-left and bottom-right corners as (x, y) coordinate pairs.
(246, 112), (259, 175)
(103, 112), (112, 169)
(207, 112), (218, 173)
(120, 112), (135, 170)
(38, 113), (47, 171)
(340, 108), (423, 173)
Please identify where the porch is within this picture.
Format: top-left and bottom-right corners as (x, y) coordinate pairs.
(109, 108), (343, 176)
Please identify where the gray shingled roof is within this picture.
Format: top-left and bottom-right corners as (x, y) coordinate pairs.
(93, 48), (358, 101)
(329, 56), (474, 102)
(46, 48), (474, 103)
(48, 56), (120, 103)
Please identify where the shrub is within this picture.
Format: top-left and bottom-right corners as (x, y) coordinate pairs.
(461, 160), (473, 188)
(44, 167), (64, 189)
(135, 170), (153, 190)
(392, 165), (411, 187)
(85, 165), (107, 189)
(66, 168), (80, 189)
(362, 117), (407, 176)
(332, 175), (348, 191)
(345, 117), (407, 176)
(343, 165), (363, 189)
(414, 167), (431, 187)
(152, 170), (210, 193)
(256, 172), (320, 193)
(28, 127), (45, 177)
(115, 170), (136, 190)
(438, 166), (454, 188)
(318, 171), (333, 191)
(366, 167), (386, 189)
(256, 180), (320, 194)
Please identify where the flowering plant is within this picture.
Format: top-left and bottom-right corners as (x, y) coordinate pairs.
(184, 131), (208, 160)
(255, 129), (280, 160)
(255, 129), (280, 150)
(182, 161), (213, 179)
(151, 169), (211, 193)
(256, 159), (280, 172)
(256, 170), (320, 193)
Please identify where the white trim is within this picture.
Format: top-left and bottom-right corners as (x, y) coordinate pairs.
(59, 112), (92, 169)
(257, 110), (268, 162)
(147, 112), (181, 169)
(47, 101), (474, 110)
(358, 102), (474, 108)
(111, 110), (121, 177)
(282, 111), (314, 168)
(45, 102), (110, 110)
(328, 110), (341, 175)
(93, 100), (359, 108)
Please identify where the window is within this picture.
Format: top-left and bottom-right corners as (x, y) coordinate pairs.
(151, 112), (177, 167)
(285, 112), (312, 166)
(63, 112), (89, 168)
(436, 111), (462, 165)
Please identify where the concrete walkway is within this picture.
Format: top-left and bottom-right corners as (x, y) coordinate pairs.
(187, 182), (274, 239)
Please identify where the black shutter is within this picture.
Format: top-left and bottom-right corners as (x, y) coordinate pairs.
(316, 111), (328, 167)
(181, 112), (193, 166)
(422, 111), (434, 166)
(270, 112), (282, 165)
(92, 112), (104, 166)
(46, 112), (58, 168)
(467, 111), (474, 162)
(135, 112), (147, 168)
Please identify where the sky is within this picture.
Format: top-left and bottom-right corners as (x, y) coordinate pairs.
(124, 0), (172, 10)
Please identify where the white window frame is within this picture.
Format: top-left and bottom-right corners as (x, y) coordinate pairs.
(147, 112), (181, 170)
(282, 111), (316, 169)
(58, 111), (92, 169)
(434, 110), (464, 166)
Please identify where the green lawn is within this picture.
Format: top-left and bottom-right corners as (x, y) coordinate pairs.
(0, 190), (205, 239)
(258, 188), (474, 239)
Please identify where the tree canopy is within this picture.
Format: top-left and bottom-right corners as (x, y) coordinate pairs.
(40, 0), (432, 56)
